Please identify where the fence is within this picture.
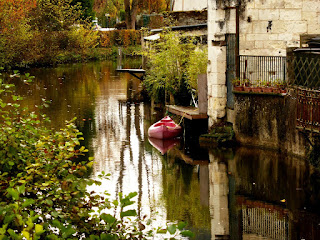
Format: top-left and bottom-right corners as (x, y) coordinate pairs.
(296, 88), (320, 132)
(239, 55), (287, 86)
(287, 53), (320, 88)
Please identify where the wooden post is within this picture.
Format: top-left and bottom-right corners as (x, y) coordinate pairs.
(198, 74), (208, 114)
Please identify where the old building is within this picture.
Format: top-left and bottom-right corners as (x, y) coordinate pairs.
(207, 0), (320, 156)
(172, 0), (207, 11)
(207, 0), (320, 125)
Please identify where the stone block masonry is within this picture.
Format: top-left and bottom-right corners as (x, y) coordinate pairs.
(207, 0), (320, 128)
(237, 0), (320, 56)
(233, 91), (309, 157)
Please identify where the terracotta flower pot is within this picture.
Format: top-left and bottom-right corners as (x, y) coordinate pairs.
(243, 86), (252, 92)
(251, 87), (262, 93)
(233, 86), (244, 91)
(272, 88), (281, 94)
(280, 89), (287, 94)
(262, 87), (273, 93)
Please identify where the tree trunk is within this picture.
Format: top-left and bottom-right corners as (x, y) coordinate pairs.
(124, 0), (139, 29)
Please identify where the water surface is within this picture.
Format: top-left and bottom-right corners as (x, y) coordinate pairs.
(16, 60), (320, 239)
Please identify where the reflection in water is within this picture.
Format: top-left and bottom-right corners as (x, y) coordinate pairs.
(210, 148), (320, 240)
(148, 137), (180, 155)
(16, 60), (320, 239)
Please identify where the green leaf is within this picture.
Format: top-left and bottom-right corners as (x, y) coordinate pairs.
(167, 224), (177, 235)
(180, 230), (194, 237)
(7, 188), (19, 200)
(156, 229), (167, 234)
(89, 235), (100, 240)
(17, 184), (26, 194)
(177, 221), (187, 230)
(4, 215), (15, 225)
(45, 199), (53, 206)
(120, 210), (137, 218)
(35, 224), (45, 235)
(100, 233), (117, 240)
(0, 224), (8, 235)
(7, 229), (22, 240)
(22, 230), (30, 240)
(61, 227), (76, 238)
(22, 199), (35, 208)
(100, 213), (116, 224)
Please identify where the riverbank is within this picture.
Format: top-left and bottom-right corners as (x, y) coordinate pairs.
(3, 46), (142, 70)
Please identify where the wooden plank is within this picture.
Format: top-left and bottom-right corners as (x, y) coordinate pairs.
(198, 74), (207, 114)
(167, 105), (208, 120)
(116, 69), (146, 80)
(116, 69), (146, 73)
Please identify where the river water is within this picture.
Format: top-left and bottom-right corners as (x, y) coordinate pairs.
(17, 60), (320, 239)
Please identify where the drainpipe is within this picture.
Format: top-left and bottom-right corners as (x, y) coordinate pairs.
(235, 5), (240, 79)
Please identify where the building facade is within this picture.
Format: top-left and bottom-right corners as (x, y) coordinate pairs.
(172, 0), (207, 11)
(207, 0), (320, 127)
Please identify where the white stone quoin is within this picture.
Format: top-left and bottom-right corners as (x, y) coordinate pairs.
(207, 0), (227, 127)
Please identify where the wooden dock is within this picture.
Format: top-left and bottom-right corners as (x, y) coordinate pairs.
(166, 105), (208, 120)
(116, 69), (146, 80)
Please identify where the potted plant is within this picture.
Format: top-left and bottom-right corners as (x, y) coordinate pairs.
(261, 80), (273, 93)
(275, 79), (287, 94)
(243, 78), (252, 92)
(232, 78), (244, 91)
(251, 79), (262, 93)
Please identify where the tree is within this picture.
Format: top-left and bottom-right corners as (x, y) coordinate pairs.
(31, 0), (83, 31)
(139, 0), (167, 14)
(142, 30), (207, 102)
(72, 0), (95, 20)
(124, 0), (139, 29)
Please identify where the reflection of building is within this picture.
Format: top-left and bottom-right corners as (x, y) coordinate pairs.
(208, 148), (320, 240)
(209, 155), (230, 239)
(240, 198), (290, 240)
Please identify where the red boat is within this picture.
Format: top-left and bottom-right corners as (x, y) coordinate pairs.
(148, 116), (182, 139)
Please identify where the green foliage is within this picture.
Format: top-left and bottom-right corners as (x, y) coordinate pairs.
(0, 71), (192, 239)
(32, 0), (83, 31)
(142, 30), (207, 102)
(186, 47), (208, 94)
(72, 0), (95, 20)
(0, 0), (100, 68)
(99, 30), (141, 47)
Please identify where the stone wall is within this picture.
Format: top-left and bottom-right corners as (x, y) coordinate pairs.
(233, 90), (309, 157)
(207, 0), (320, 129)
(165, 11), (207, 26)
(173, 0), (207, 11)
(238, 0), (320, 56)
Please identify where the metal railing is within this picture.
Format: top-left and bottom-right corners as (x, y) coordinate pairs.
(239, 55), (287, 86)
(287, 53), (320, 88)
(297, 87), (320, 132)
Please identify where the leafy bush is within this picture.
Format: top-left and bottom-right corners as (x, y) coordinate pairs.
(142, 30), (207, 102)
(0, 0), (101, 68)
(0, 71), (193, 239)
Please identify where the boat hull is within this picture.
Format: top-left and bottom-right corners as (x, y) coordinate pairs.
(148, 137), (180, 155)
(148, 116), (182, 139)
